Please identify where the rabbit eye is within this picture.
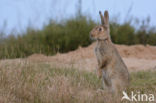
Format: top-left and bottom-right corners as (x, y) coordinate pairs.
(98, 28), (102, 31)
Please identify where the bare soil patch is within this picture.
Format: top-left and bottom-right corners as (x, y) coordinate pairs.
(27, 43), (156, 72)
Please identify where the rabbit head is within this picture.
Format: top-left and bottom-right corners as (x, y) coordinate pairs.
(90, 11), (111, 41)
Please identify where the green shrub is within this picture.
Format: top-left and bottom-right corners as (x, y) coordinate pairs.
(0, 16), (95, 59)
(0, 15), (156, 59)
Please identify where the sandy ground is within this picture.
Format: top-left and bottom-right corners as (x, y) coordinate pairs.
(24, 43), (156, 72)
(1, 43), (156, 72)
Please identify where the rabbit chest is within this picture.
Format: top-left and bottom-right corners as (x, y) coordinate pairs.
(95, 47), (106, 59)
(94, 41), (114, 68)
(95, 45), (110, 63)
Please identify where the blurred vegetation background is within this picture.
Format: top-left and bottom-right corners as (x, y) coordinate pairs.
(0, 0), (156, 59)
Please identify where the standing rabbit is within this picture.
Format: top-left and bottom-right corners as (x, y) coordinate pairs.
(90, 10), (130, 94)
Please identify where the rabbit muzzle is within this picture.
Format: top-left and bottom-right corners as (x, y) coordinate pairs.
(90, 32), (96, 40)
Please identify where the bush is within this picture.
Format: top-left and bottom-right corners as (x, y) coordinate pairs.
(0, 16), (95, 59)
(0, 15), (156, 59)
(110, 23), (136, 45)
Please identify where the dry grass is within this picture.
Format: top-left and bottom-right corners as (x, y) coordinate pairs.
(0, 60), (156, 103)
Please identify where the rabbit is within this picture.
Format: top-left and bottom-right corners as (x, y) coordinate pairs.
(90, 10), (130, 94)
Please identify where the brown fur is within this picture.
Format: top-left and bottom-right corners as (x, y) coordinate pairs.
(90, 11), (130, 94)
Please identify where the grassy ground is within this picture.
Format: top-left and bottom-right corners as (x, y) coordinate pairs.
(0, 61), (156, 103)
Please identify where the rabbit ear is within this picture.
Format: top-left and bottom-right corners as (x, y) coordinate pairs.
(104, 10), (109, 27)
(99, 11), (104, 25)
